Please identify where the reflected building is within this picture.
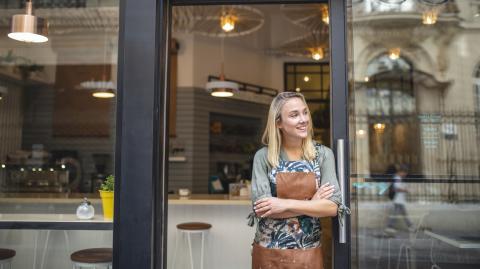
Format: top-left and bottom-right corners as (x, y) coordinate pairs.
(351, 0), (480, 201)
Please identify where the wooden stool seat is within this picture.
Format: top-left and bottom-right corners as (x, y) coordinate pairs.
(0, 249), (15, 260)
(176, 222), (212, 230)
(71, 248), (112, 264)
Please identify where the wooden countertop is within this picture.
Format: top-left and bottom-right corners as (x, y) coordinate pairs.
(0, 193), (251, 205)
(168, 194), (251, 205)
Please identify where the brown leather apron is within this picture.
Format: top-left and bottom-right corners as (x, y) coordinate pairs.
(252, 172), (323, 269)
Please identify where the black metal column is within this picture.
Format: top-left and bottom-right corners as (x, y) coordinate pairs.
(113, 0), (170, 268)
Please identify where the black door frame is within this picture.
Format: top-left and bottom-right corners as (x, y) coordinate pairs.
(113, 0), (349, 268)
(113, 0), (170, 268)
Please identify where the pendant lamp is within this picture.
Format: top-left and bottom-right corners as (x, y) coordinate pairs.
(205, 38), (239, 97)
(80, 34), (116, 98)
(8, 0), (48, 43)
(92, 88), (115, 98)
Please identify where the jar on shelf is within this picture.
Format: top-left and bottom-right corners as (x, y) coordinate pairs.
(76, 197), (95, 220)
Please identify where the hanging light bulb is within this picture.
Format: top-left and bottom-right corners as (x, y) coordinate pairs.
(310, 47), (324, 61)
(220, 13), (237, 32)
(303, 76), (310, 82)
(321, 5), (329, 25)
(388, 48), (401, 60)
(373, 123), (386, 133)
(8, 0), (48, 43)
(422, 10), (438, 25)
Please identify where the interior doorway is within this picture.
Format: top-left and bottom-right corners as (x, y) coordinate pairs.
(166, 2), (342, 269)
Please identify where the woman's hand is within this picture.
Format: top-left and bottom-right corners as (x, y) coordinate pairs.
(312, 182), (335, 200)
(254, 197), (290, 218)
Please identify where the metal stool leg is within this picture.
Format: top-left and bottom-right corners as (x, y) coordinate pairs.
(187, 233), (194, 269)
(200, 231), (205, 269)
(171, 229), (180, 269)
(40, 230), (51, 269)
(33, 231), (39, 269)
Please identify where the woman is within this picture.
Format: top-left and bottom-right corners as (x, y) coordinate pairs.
(250, 91), (347, 269)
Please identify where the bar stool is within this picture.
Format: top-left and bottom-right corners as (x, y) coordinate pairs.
(0, 248), (15, 269)
(171, 222), (212, 269)
(70, 248), (112, 269)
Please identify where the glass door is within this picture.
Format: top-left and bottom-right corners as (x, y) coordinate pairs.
(165, 0), (351, 268)
(348, 1), (480, 269)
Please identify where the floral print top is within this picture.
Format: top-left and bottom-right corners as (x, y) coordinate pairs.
(250, 143), (344, 249)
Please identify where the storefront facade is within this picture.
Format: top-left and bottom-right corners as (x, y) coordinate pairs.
(1, 0), (479, 269)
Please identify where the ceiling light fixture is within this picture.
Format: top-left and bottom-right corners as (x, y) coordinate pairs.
(85, 34), (116, 99)
(8, 0), (48, 43)
(388, 48), (401, 60)
(422, 10), (438, 25)
(310, 47), (324, 61)
(295, 87), (301, 92)
(373, 123), (386, 133)
(220, 13), (237, 32)
(92, 88), (115, 98)
(320, 5), (329, 25)
(206, 38), (239, 97)
(304, 76), (310, 82)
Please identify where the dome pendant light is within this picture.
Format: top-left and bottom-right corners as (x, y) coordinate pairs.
(92, 88), (115, 98)
(206, 38), (239, 97)
(92, 35), (115, 99)
(8, 0), (48, 43)
(92, 74), (115, 98)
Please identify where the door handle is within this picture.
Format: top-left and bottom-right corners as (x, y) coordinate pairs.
(336, 139), (347, 244)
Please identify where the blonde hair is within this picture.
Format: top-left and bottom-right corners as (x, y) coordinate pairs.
(261, 91), (316, 168)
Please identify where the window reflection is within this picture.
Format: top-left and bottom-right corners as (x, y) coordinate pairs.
(350, 0), (480, 268)
(0, 2), (118, 195)
(0, 1), (118, 269)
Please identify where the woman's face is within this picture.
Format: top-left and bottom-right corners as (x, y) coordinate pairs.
(277, 97), (310, 140)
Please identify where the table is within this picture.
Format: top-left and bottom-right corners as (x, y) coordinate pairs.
(424, 230), (480, 249)
(425, 230), (480, 269)
(0, 214), (112, 230)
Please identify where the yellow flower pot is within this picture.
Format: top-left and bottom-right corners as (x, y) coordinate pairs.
(99, 190), (114, 220)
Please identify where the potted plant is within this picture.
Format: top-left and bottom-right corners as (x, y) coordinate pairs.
(99, 175), (114, 220)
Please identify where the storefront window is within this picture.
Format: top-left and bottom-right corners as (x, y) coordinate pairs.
(0, 0), (118, 268)
(349, 0), (480, 268)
